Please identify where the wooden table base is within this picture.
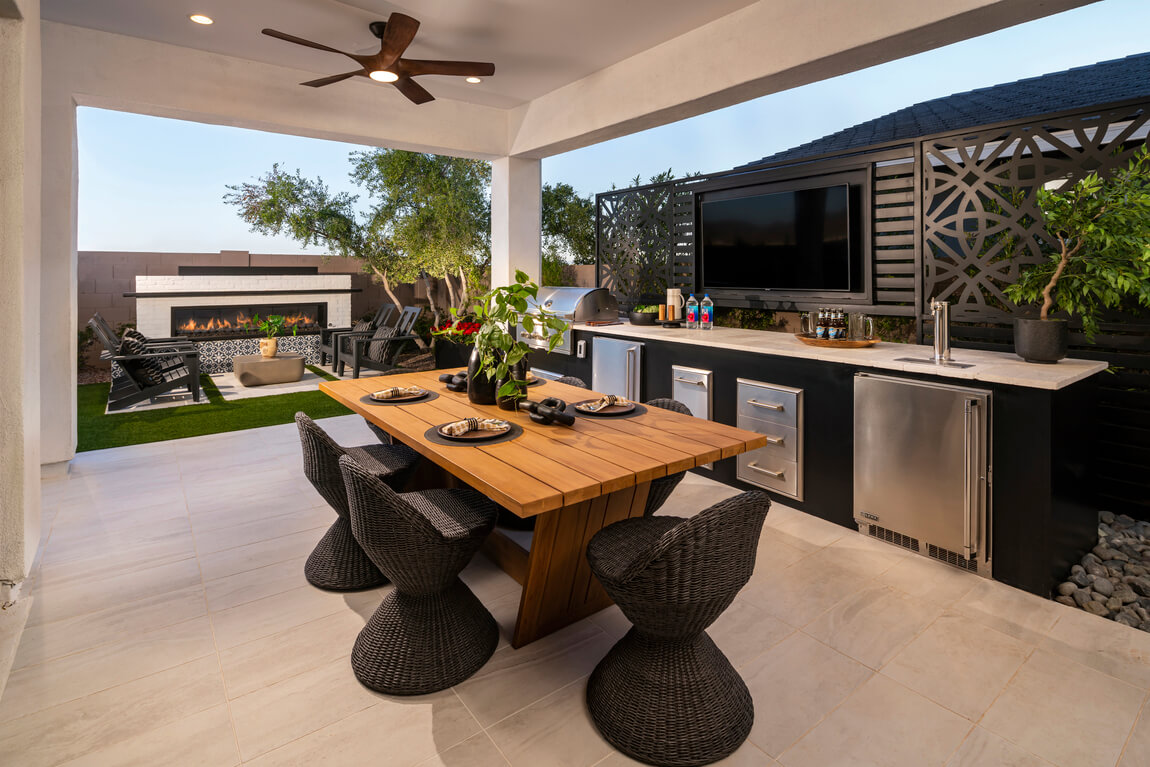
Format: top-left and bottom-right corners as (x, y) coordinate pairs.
(482, 482), (651, 648)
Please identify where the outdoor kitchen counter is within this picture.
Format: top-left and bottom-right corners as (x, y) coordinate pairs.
(573, 321), (1107, 390)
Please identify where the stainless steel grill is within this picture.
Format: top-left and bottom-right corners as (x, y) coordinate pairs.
(518, 286), (618, 355)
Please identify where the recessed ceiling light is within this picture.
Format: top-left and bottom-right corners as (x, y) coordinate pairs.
(369, 70), (399, 83)
(189, 14), (213, 25)
(465, 77), (482, 84)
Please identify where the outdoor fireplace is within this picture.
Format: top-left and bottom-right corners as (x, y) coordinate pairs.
(171, 303), (327, 340)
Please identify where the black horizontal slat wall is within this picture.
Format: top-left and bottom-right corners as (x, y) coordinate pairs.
(871, 156), (918, 316)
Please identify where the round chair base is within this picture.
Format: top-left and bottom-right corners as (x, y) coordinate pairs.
(587, 628), (753, 767)
(304, 518), (389, 591)
(351, 579), (497, 695)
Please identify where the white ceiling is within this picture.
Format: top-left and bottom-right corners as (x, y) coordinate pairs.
(41, 0), (758, 109)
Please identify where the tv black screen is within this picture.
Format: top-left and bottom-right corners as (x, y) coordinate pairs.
(700, 184), (852, 292)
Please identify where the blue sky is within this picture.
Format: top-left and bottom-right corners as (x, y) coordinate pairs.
(78, 0), (1150, 255)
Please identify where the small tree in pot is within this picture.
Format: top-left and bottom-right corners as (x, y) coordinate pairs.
(1005, 146), (1150, 363)
(436, 270), (568, 409)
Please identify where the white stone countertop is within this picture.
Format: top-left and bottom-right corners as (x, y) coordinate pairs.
(572, 322), (1108, 390)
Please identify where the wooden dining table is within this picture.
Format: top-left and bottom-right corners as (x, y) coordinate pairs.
(319, 369), (767, 647)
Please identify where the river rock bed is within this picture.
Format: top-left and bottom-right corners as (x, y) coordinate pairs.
(1056, 512), (1150, 632)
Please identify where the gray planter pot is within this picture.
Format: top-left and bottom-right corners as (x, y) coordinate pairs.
(1014, 318), (1068, 364)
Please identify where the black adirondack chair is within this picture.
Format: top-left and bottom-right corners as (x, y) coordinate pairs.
(89, 322), (202, 411)
(337, 306), (422, 378)
(319, 303), (396, 369)
(89, 313), (195, 361)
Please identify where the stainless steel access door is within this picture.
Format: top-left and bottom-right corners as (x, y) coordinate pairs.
(591, 337), (642, 400)
(854, 373), (989, 561)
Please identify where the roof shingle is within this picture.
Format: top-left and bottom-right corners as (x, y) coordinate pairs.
(738, 52), (1150, 168)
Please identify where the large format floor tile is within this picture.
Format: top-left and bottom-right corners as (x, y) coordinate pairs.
(779, 674), (970, 767)
(7, 416), (1150, 767)
(981, 649), (1145, 767)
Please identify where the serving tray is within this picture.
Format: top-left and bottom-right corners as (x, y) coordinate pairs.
(794, 333), (880, 349)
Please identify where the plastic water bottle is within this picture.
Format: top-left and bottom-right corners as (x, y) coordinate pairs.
(700, 295), (714, 330)
(685, 294), (699, 329)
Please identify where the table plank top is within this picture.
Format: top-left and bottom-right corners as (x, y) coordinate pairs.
(319, 369), (767, 517)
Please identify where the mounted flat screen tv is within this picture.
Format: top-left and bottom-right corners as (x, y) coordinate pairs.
(698, 171), (868, 303)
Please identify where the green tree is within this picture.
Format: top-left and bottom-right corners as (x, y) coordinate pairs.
(542, 182), (595, 265)
(351, 151), (491, 324)
(223, 164), (420, 339)
(1005, 146), (1150, 339)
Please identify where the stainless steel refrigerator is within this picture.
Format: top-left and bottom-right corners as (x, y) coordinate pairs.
(592, 337), (642, 400)
(853, 373), (991, 576)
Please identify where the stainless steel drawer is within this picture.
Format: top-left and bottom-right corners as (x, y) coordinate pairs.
(738, 452), (800, 499)
(736, 379), (801, 427)
(735, 415), (798, 462)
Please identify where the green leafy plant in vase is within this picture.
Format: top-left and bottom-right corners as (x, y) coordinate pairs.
(436, 270), (569, 409)
(245, 313), (297, 358)
(1005, 146), (1150, 363)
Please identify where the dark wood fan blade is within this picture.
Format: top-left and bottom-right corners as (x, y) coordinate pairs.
(392, 77), (435, 105)
(377, 13), (420, 69)
(261, 29), (356, 58)
(301, 71), (363, 88)
(401, 59), (495, 78)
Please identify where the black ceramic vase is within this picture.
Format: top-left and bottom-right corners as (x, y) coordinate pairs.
(1014, 318), (1068, 364)
(466, 347), (497, 405)
(496, 360), (528, 412)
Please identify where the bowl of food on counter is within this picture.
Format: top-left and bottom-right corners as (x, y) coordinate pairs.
(628, 305), (660, 325)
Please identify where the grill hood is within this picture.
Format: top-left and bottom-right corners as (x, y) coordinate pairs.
(534, 286), (618, 322)
(519, 286), (618, 355)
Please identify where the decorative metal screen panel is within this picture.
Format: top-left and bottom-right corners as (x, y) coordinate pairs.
(922, 105), (1149, 321)
(595, 184), (676, 305)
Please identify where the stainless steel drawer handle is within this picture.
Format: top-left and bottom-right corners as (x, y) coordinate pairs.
(747, 462), (785, 479)
(519, 331), (545, 341)
(748, 399), (784, 411)
(764, 435), (785, 446)
(673, 377), (705, 386)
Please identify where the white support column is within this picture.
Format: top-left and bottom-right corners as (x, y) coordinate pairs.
(0, 0), (42, 600)
(38, 69), (78, 464)
(490, 156), (542, 288)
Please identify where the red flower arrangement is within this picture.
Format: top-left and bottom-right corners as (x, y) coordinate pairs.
(432, 320), (481, 341)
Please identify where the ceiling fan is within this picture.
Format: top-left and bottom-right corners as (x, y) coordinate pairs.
(262, 12), (494, 105)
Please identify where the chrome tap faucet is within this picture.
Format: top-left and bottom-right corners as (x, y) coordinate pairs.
(931, 299), (951, 362)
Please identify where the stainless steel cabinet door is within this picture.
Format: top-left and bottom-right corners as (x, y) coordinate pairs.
(591, 337), (642, 399)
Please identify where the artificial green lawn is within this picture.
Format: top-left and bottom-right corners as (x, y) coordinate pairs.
(77, 366), (351, 452)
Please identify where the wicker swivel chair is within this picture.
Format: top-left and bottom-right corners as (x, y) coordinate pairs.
(554, 375), (589, 388)
(339, 455), (501, 695)
(643, 398), (693, 517)
(295, 413), (419, 591)
(585, 491), (771, 766)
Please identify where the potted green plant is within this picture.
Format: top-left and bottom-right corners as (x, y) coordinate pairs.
(436, 270), (568, 409)
(246, 314), (296, 357)
(1005, 146), (1150, 363)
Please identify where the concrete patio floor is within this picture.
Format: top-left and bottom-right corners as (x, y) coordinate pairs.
(3, 414), (1150, 766)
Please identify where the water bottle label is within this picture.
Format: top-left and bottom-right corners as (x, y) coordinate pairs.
(687, 307), (697, 322)
(701, 306), (712, 323)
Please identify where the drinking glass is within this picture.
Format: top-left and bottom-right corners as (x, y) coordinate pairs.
(849, 313), (875, 340)
(799, 312), (815, 336)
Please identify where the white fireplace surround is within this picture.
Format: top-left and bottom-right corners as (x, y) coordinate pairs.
(134, 275), (353, 338)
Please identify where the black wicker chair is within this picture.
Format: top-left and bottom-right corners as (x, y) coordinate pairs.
(585, 491), (772, 766)
(296, 413), (419, 591)
(643, 398), (693, 517)
(339, 455), (500, 695)
(554, 375), (589, 388)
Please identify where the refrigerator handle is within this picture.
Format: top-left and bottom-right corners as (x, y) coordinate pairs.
(963, 399), (977, 558)
(625, 346), (637, 400)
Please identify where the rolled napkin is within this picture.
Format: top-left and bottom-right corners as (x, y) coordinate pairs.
(372, 386), (425, 400)
(440, 417), (509, 436)
(579, 394), (630, 412)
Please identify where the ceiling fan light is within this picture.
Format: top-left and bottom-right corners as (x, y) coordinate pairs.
(465, 77), (482, 84)
(189, 14), (213, 25)
(369, 70), (399, 83)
